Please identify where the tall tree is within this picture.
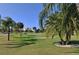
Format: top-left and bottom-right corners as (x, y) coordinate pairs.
(39, 3), (79, 45)
(45, 12), (65, 44)
(1, 17), (15, 41)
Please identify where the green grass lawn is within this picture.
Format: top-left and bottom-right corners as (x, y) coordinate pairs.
(0, 32), (79, 55)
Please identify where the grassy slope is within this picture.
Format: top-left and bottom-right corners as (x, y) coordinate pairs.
(0, 32), (79, 55)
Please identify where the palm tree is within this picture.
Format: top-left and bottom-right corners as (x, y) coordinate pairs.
(45, 12), (65, 44)
(39, 3), (79, 45)
(1, 17), (15, 41)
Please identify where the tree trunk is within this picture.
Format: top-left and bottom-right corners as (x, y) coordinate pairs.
(58, 31), (64, 45)
(65, 31), (71, 45)
(65, 33), (69, 45)
(8, 27), (10, 41)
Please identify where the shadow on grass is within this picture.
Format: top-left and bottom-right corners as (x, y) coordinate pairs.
(23, 39), (37, 41)
(0, 39), (37, 48)
(53, 40), (79, 45)
(13, 35), (36, 39)
(69, 40), (79, 45)
(14, 37), (32, 39)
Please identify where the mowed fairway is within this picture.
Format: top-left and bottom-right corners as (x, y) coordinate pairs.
(0, 32), (79, 55)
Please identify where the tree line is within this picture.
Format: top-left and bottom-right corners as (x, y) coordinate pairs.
(0, 16), (24, 41)
(0, 16), (43, 41)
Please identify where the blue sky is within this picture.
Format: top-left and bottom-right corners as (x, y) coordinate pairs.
(0, 3), (43, 28)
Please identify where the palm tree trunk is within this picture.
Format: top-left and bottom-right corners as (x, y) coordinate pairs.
(65, 33), (69, 45)
(8, 31), (10, 41)
(8, 27), (10, 41)
(65, 31), (71, 45)
(58, 31), (64, 45)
